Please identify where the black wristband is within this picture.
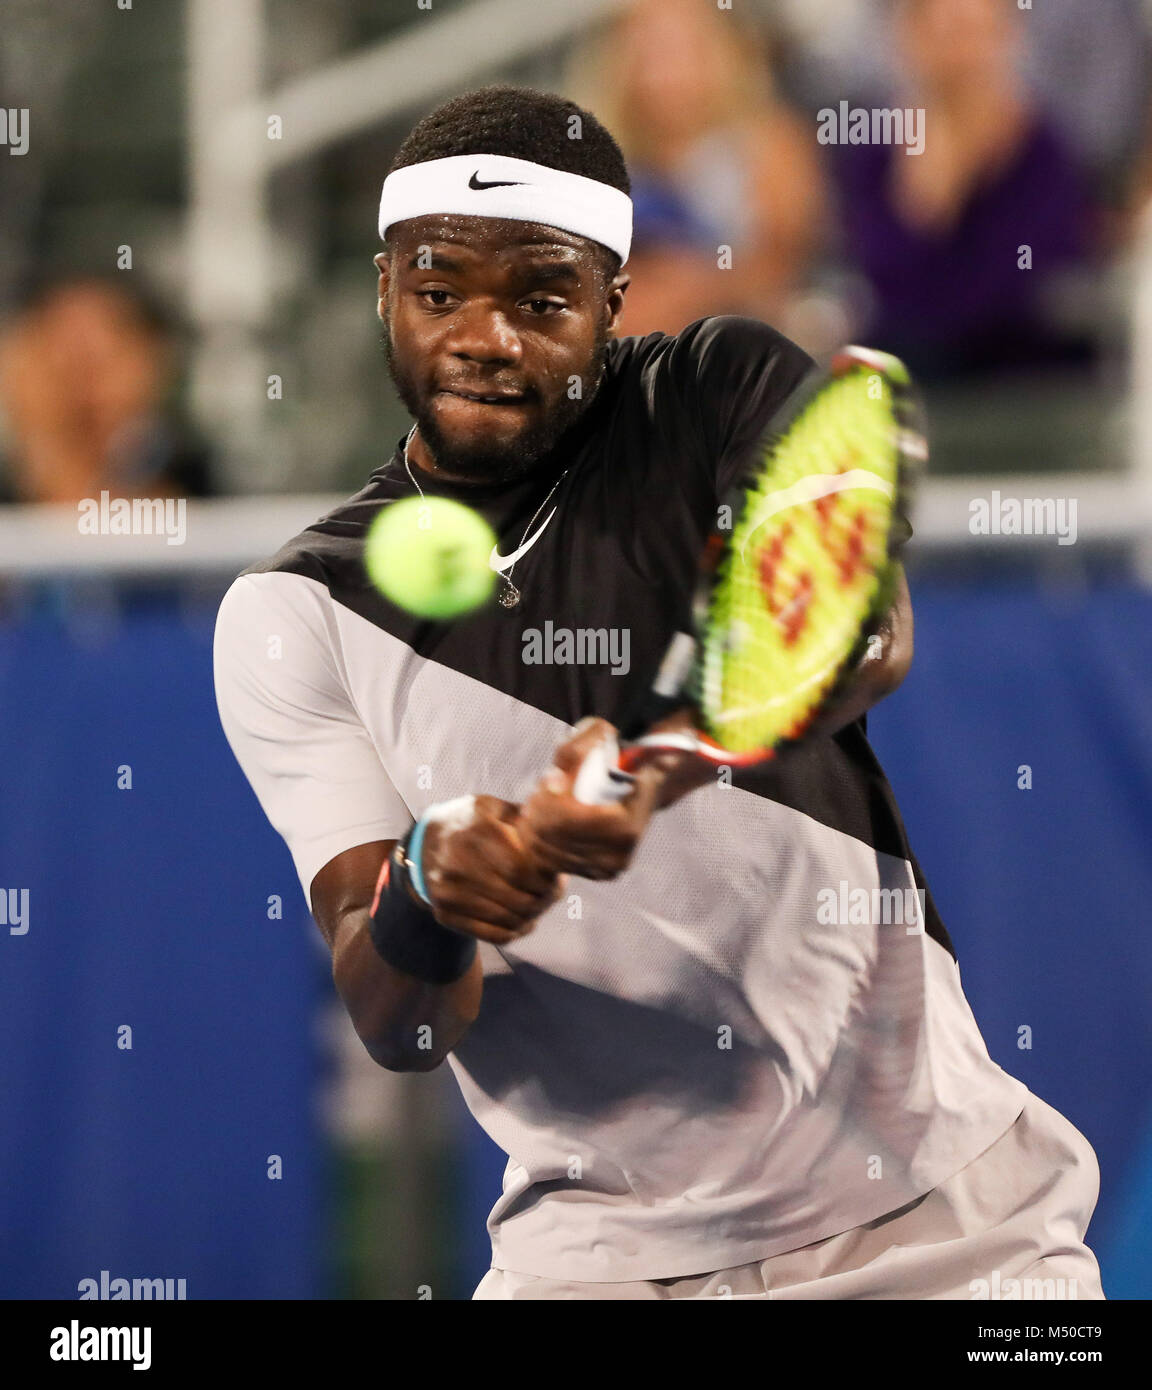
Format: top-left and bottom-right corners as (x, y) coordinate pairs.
(367, 840), (477, 985)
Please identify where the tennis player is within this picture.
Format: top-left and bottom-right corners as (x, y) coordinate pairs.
(213, 87), (1104, 1300)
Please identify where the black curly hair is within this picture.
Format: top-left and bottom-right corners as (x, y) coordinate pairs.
(386, 85), (630, 277)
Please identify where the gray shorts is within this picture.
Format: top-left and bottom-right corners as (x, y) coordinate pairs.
(473, 1090), (1105, 1300)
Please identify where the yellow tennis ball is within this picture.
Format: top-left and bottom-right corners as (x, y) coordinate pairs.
(364, 496), (498, 619)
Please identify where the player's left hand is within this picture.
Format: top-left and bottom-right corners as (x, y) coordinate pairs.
(517, 716), (712, 881)
(805, 565), (913, 736)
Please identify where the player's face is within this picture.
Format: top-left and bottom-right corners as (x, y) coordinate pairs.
(376, 216), (628, 483)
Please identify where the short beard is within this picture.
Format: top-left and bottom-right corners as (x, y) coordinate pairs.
(381, 319), (608, 485)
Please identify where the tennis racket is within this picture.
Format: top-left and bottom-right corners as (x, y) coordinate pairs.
(572, 345), (926, 805)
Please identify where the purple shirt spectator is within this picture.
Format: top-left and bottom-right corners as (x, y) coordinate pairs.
(836, 119), (1095, 377)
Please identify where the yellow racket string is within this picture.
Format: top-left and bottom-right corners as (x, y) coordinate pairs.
(700, 366), (901, 753)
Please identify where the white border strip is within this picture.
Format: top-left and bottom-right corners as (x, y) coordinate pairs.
(0, 477), (1147, 577)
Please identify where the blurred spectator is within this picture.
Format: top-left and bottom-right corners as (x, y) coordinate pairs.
(1019, 0), (1152, 214)
(0, 276), (214, 504)
(834, 0), (1098, 380)
(568, 0), (827, 338)
(789, 0), (1152, 207)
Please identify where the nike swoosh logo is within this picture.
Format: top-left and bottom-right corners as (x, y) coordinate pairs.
(489, 506), (558, 572)
(469, 171), (526, 190)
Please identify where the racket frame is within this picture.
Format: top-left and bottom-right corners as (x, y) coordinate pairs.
(571, 346), (926, 805)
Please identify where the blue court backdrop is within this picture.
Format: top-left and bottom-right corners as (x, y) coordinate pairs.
(0, 574), (1149, 1298)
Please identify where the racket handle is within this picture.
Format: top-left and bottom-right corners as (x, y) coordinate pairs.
(572, 734), (637, 805)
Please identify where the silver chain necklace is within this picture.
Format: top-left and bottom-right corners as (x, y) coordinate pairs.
(402, 425), (568, 609)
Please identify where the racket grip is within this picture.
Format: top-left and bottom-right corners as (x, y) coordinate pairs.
(572, 734), (636, 805)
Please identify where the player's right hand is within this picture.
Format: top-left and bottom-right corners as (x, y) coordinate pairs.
(418, 795), (567, 944)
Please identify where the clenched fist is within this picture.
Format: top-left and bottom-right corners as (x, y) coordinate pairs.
(419, 794), (567, 943)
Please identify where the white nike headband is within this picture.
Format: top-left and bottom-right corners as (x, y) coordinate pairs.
(377, 153), (633, 265)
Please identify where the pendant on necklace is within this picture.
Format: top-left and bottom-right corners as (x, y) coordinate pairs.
(497, 576), (521, 609)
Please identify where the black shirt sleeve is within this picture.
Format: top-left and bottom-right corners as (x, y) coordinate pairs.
(647, 316), (816, 496)
(625, 316), (918, 550)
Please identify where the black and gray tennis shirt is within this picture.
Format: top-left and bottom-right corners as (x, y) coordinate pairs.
(214, 316), (1026, 1281)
